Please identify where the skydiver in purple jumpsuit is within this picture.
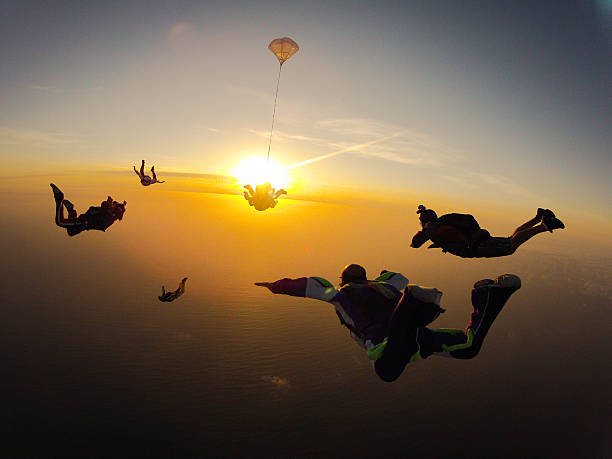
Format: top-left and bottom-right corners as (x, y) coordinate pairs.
(256, 264), (521, 382)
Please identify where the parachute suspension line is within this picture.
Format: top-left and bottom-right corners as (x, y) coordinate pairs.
(266, 63), (283, 166)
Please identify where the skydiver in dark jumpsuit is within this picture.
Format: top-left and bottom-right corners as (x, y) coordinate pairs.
(243, 182), (286, 211)
(159, 278), (188, 302)
(411, 205), (565, 258)
(50, 183), (126, 237)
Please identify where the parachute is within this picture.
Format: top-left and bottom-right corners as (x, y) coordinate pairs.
(266, 37), (299, 165)
(242, 37), (299, 211)
(268, 37), (299, 66)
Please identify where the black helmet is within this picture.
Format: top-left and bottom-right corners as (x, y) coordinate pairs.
(416, 205), (437, 226)
(340, 264), (367, 285)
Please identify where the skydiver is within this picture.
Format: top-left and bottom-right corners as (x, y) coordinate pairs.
(50, 183), (126, 237)
(159, 277), (188, 302)
(243, 182), (286, 211)
(410, 205), (565, 258)
(256, 264), (521, 382)
(133, 159), (165, 186)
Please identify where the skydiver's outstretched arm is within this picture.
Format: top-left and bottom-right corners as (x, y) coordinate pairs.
(133, 166), (142, 178)
(411, 229), (431, 248)
(256, 277), (339, 302)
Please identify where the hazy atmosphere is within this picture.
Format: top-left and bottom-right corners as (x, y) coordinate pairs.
(2, 1), (611, 457)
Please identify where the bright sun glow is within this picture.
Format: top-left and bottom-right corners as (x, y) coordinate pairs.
(231, 156), (289, 188)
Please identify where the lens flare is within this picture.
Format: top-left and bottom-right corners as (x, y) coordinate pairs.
(231, 156), (289, 189)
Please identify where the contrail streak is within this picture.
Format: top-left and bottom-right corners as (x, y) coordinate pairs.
(284, 131), (403, 170)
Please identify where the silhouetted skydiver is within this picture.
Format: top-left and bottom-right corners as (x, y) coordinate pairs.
(159, 278), (187, 302)
(256, 264), (521, 382)
(134, 159), (165, 186)
(50, 184), (126, 237)
(410, 205), (565, 258)
(243, 182), (286, 211)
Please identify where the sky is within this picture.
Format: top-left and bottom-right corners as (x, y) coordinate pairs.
(1, 0), (611, 221)
(2, 2), (612, 455)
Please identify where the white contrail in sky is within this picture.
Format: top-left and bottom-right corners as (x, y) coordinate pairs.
(284, 131), (404, 170)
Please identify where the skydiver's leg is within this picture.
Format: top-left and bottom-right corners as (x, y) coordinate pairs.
(244, 185), (254, 194)
(374, 292), (422, 382)
(50, 185), (85, 232)
(425, 274), (521, 360)
(55, 203), (86, 236)
(512, 213), (542, 234)
(56, 204), (81, 226)
(508, 225), (549, 252)
(63, 200), (77, 219)
(151, 166), (157, 181)
(55, 200), (66, 225)
(374, 329), (420, 383)
(140, 160), (145, 177)
(53, 193), (77, 226)
(50, 183), (64, 210)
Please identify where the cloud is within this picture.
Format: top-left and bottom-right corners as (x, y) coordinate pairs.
(251, 117), (531, 196)
(167, 22), (195, 39)
(315, 118), (463, 161)
(440, 172), (531, 197)
(315, 118), (391, 137)
(261, 375), (291, 389)
(27, 84), (55, 91)
(0, 126), (84, 147)
(24, 83), (105, 93)
(248, 128), (323, 144)
(249, 117), (463, 168)
(224, 83), (271, 104)
(474, 173), (531, 197)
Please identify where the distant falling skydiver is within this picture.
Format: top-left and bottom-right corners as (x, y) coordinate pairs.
(134, 159), (165, 186)
(159, 278), (188, 302)
(410, 205), (565, 258)
(50, 183), (126, 237)
(243, 182), (286, 211)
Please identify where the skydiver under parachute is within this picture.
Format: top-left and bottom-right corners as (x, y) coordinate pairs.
(242, 37), (298, 211)
(243, 182), (287, 211)
(50, 183), (126, 236)
(256, 264), (521, 382)
(159, 277), (188, 302)
(411, 205), (565, 258)
(134, 159), (165, 186)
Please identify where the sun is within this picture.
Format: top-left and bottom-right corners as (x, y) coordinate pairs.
(231, 156), (289, 189)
